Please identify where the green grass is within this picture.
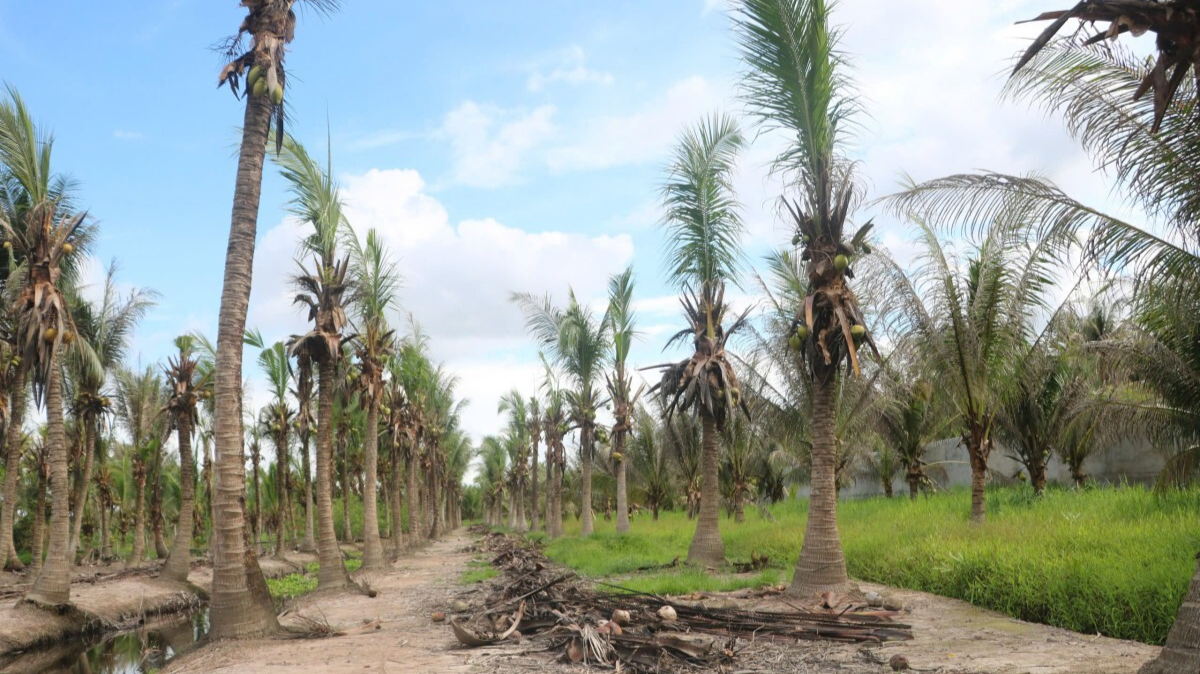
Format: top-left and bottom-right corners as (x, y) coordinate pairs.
(267, 572), (318, 600)
(461, 567), (500, 584)
(541, 485), (1200, 645)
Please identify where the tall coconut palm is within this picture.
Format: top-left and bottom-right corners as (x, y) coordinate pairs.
(735, 0), (876, 595)
(513, 292), (610, 538)
(525, 396), (542, 532)
(382, 362), (411, 553)
(646, 113), (748, 567)
(209, 0), (339, 639)
(65, 264), (155, 563)
(347, 228), (398, 569)
(604, 267), (639, 534)
(114, 366), (168, 566)
(258, 341), (293, 556)
(497, 390), (529, 531)
(161, 336), (208, 582)
(293, 352), (316, 552)
(278, 135), (352, 591)
(539, 364), (568, 537)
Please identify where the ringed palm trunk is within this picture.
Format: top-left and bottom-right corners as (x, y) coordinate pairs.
(316, 359), (348, 589)
(967, 430), (989, 524)
(29, 471), (46, 574)
(0, 370), (27, 571)
(686, 412), (724, 567)
(733, 486), (746, 523)
(163, 414), (196, 582)
(788, 377), (848, 597)
(360, 400), (385, 570)
(130, 461), (147, 565)
(1139, 560), (1200, 674)
(301, 432), (315, 552)
(68, 419), (95, 563)
(151, 446), (169, 559)
(614, 431), (630, 535)
(26, 359), (73, 606)
(208, 91), (280, 639)
(530, 437), (539, 532)
(553, 449), (564, 537)
(339, 436), (351, 543)
(907, 469), (921, 500)
(406, 449), (420, 542)
(389, 439), (403, 556)
(274, 432), (289, 556)
(580, 427), (594, 538)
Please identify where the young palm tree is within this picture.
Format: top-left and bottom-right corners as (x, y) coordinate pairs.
(278, 135), (352, 591)
(525, 396), (542, 532)
(513, 292), (610, 538)
(209, 0), (338, 639)
(736, 0), (876, 595)
(348, 229), (398, 568)
(161, 336), (208, 582)
(539, 365), (568, 537)
(647, 113), (748, 567)
(604, 267), (639, 534)
(628, 406), (671, 520)
(258, 341), (293, 556)
(497, 390), (529, 531)
(115, 366), (168, 566)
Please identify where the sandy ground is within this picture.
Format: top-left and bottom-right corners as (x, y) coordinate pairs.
(161, 530), (1162, 674)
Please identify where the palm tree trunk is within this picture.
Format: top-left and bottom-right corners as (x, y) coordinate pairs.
(967, 433), (989, 524)
(615, 430), (630, 534)
(907, 470), (920, 500)
(151, 445), (169, 560)
(686, 412), (724, 567)
(389, 439), (403, 556)
(207, 89), (281, 640)
(361, 400), (385, 569)
(406, 449), (420, 542)
(1139, 559), (1200, 674)
(130, 462), (147, 565)
(788, 376), (848, 597)
(26, 358), (73, 606)
(544, 453), (555, 536)
(733, 487), (746, 523)
(274, 432), (289, 556)
(427, 465), (441, 539)
(250, 448), (261, 552)
(0, 370), (26, 570)
(581, 426), (594, 538)
(301, 433), (315, 552)
(530, 436), (540, 532)
(29, 470), (46, 574)
(339, 435), (350, 543)
(316, 358), (348, 590)
(553, 448), (564, 537)
(68, 419), (95, 563)
(163, 414), (195, 583)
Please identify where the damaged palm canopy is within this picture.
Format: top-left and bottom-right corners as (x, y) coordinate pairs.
(447, 530), (912, 672)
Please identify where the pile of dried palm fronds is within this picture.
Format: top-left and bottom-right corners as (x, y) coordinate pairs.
(449, 532), (912, 672)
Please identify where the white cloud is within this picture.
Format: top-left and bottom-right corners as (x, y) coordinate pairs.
(440, 101), (557, 188)
(546, 76), (729, 172)
(246, 167), (634, 440)
(112, 130), (144, 140)
(527, 45), (615, 92)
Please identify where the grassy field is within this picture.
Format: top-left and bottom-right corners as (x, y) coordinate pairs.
(539, 486), (1200, 645)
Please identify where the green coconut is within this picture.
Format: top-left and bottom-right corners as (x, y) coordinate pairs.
(788, 333), (802, 351)
(834, 254), (849, 271)
(247, 65), (263, 86)
(795, 324), (810, 341)
(253, 78), (268, 98)
(271, 85), (284, 105)
(851, 325), (867, 340)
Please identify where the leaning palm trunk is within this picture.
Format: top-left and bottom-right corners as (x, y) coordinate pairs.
(151, 447), (169, 559)
(1140, 560), (1200, 674)
(0, 370), (27, 570)
(162, 414), (196, 582)
(788, 378), (848, 597)
(316, 359), (348, 589)
(686, 413), (725, 567)
(360, 400), (386, 569)
(207, 88), (282, 640)
(26, 362), (72, 605)
(67, 420), (95, 563)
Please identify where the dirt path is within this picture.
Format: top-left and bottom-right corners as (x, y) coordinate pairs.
(166, 531), (483, 674)
(162, 530), (1161, 674)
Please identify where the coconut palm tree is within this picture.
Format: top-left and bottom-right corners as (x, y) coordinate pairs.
(604, 267), (639, 534)
(65, 264), (155, 563)
(513, 293), (610, 538)
(161, 336), (208, 582)
(114, 366), (168, 566)
(497, 390), (529, 531)
(645, 113), (748, 567)
(278, 135), (352, 591)
(209, 0), (338, 639)
(539, 364), (568, 537)
(628, 406), (671, 520)
(525, 396), (542, 532)
(347, 229), (398, 568)
(258, 341), (293, 556)
(735, 0), (878, 595)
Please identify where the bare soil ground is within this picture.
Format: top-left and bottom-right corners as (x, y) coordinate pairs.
(163, 530), (1161, 674)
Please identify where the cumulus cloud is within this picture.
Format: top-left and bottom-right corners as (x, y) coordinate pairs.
(440, 101), (557, 188)
(246, 167), (634, 440)
(527, 45), (615, 92)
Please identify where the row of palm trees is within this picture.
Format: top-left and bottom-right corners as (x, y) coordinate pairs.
(496, 2), (1200, 672)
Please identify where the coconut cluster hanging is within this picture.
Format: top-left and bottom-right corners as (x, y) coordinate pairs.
(217, 0), (298, 152)
(646, 282), (751, 431)
(782, 197), (880, 380)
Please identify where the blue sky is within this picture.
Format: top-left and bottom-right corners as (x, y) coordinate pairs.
(0, 1), (1138, 442)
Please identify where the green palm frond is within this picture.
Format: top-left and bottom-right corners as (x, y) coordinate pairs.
(660, 113), (746, 291)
